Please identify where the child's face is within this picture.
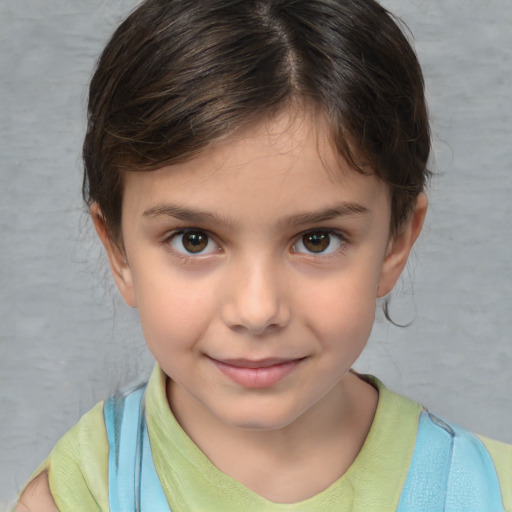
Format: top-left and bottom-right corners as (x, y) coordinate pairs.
(95, 111), (424, 431)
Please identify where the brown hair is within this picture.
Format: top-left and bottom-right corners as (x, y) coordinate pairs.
(83, 0), (430, 243)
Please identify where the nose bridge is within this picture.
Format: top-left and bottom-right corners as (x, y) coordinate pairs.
(222, 249), (289, 335)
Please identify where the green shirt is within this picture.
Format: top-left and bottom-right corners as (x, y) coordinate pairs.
(32, 366), (512, 511)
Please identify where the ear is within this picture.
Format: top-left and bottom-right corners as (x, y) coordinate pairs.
(377, 193), (428, 298)
(90, 203), (137, 308)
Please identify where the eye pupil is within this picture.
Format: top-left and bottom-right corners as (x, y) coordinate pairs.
(183, 232), (208, 253)
(303, 232), (330, 253)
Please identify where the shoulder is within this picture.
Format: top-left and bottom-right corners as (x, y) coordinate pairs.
(478, 434), (512, 511)
(16, 472), (57, 512)
(17, 401), (109, 512)
(410, 412), (512, 511)
(51, 400), (109, 510)
(367, 376), (512, 512)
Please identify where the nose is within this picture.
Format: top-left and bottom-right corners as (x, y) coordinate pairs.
(220, 256), (291, 336)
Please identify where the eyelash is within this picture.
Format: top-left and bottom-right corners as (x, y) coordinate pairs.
(163, 228), (348, 259)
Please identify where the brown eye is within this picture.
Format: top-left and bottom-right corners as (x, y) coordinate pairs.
(170, 230), (217, 255)
(302, 232), (331, 253)
(182, 231), (208, 253)
(293, 231), (344, 255)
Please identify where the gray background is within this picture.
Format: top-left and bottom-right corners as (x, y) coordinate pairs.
(1, 0), (511, 508)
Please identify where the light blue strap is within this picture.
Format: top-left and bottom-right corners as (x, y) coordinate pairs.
(104, 386), (171, 511)
(105, 389), (143, 512)
(397, 411), (453, 512)
(139, 411), (171, 510)
(444, 424), (505, 512)
(397, 411), (505, 512)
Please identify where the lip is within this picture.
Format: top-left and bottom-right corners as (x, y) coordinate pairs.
(210, 357), (305, 389)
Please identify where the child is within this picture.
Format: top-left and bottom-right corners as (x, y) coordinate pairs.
(16, 0), (512, 510)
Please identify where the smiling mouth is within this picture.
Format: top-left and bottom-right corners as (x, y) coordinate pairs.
(210, 357), (305, 388)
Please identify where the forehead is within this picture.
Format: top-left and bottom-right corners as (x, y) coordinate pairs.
(121, 111), (390, 222)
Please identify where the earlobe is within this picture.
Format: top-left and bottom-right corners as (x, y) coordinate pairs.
(90, 204), (137, 308)
(377, 193), (428, 298)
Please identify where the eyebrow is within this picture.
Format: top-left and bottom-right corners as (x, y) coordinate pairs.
(282, 202), (369, 226)
(142, 201), (369, 227)
(143, 204), (234, 227)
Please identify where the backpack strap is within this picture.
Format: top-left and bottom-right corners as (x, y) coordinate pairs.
(397, 410), (505, 512)
(104, 386), (172, 512)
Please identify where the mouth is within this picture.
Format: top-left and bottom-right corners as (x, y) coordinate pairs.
(209, 356), (306, 389)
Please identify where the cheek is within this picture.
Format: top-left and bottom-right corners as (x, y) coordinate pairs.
(132, 271), (217, 354)
(301, 265), (381, 345)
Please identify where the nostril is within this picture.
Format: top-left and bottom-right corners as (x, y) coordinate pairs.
(229, 321), (282, 337)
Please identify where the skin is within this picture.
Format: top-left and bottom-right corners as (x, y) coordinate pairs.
(16, 472), (57, 512)
(18, 110), (426, 507)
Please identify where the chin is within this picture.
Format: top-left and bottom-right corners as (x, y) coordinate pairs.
(218, 403), (303, 431)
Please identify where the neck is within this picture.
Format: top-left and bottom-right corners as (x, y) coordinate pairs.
(167, 372), (378, 503)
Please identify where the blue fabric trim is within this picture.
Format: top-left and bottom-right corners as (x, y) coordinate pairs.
(398, 411), (505, 512)
(139, 412), (170, 510)
(397, 411), (453, 511)
(104, 387), (171, 512)
(104, 394), (121, 512)
(444, 424), (505, 512)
